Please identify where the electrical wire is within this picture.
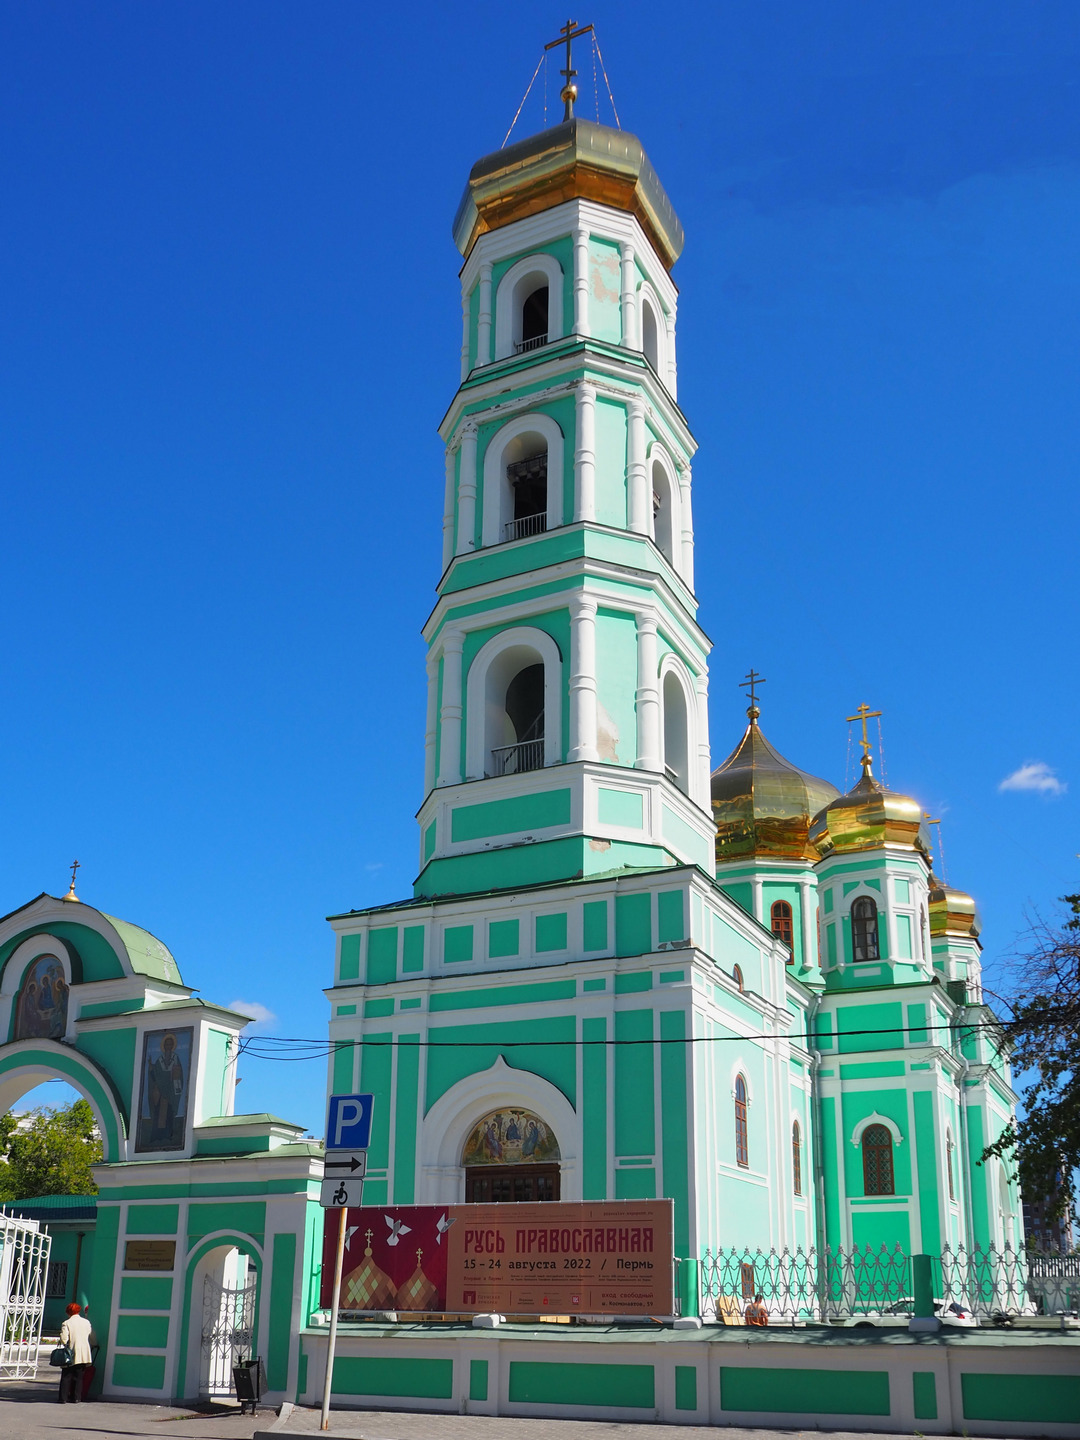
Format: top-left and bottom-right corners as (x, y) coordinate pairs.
(236, 1012), (1023, 1064)
(593, 33), (621, 129)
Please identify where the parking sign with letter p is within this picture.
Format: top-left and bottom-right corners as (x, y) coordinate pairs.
(326, 1093), (374, 1151)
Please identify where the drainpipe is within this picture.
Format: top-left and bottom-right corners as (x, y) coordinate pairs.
(807, 992), (828, 1254)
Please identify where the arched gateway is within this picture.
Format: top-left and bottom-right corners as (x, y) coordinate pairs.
(0, 891), (320, 1405)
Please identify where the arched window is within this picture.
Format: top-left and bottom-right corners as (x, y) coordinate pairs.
(732, 964), (744, 992)
(862, 1124), (895, 1196)
(792, 1120), (803, 1196)
(651, 458), (675, 564)
(518, 283), (549, 353)
(490, 658), (545, 776)
(662, 670), (690, 793)
(465, 627), (563, 781)
(946, 1131), (956, 1201)
(734, 1075), (749, 1168)
(503, 432), (548, 542)
(851, 895), (880, 962)
(641, 296), (660, 371)
(771, 900), (794, 958)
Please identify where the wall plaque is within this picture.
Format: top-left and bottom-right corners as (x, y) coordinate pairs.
(123, 1240), (176, 1271)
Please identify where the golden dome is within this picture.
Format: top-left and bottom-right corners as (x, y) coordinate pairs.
(928, 876), (981, 939)
(711, 709), (840, 862)
(809, 760), (931, 859)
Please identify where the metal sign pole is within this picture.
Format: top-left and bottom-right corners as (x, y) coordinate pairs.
(320, 1204), (347, 1430)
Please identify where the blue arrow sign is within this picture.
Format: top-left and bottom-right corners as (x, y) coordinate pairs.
(326, 1093), (374, 1151)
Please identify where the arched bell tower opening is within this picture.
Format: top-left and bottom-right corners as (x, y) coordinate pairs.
(503, 431), (548, 542)
(461, 1107), (561, 1202)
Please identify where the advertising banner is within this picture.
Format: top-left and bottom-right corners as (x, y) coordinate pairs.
(321, 1199), (673, 1316)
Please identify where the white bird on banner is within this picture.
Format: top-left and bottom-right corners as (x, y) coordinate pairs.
(384, 1214), (412, 1246)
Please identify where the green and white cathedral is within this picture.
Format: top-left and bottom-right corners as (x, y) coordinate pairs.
(0, 100), (1025, 1411)
(325, 113), (1020, 1269)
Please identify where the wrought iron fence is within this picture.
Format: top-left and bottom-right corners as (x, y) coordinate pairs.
(505, 512), (547, 542)
(700, 1243), (1080, 1324)
(491, 739), (544, 776)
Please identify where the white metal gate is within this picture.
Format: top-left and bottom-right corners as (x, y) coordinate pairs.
(201, 1270), (255, 1396)
(0, 1213), (51, 1380)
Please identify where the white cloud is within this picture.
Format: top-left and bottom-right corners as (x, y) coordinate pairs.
(229, 999), (277, 1029)
(998, 762), (1067, 797)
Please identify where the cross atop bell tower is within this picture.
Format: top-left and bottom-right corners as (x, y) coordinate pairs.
(544, 19), (594, 121)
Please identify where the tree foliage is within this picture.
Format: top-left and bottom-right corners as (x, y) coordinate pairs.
(984, 893), (1080, 1224)
(0, 1099), (102, 1201)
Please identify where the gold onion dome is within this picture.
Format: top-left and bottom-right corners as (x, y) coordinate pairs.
(808, 757), (931, 859)
(928, 876), (982, 939)
(711, 707), (840, 862)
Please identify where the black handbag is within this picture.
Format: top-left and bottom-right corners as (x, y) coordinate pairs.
(49, 1344), (72, 1368)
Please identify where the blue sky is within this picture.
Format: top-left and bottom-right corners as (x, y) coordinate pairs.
(3, 2), (1078, 1130)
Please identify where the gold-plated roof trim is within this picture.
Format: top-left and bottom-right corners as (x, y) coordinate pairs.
(809, 766), (932, 859)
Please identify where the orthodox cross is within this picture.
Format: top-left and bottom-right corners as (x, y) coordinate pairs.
(64, 859), (80, 902)
(846, 702), (882, 773)
(545, 19), (593, 121)
(739, 669), (766, 718)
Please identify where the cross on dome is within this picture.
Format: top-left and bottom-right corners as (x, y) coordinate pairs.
(738, 668), (766, 722)
(545, 18), (593, 120)
(846, 701), (882, 775)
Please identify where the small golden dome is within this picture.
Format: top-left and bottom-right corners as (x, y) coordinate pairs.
(809, 761), (931, 859)
(928, 876), (981, 939)
(711, 712), (840, 863)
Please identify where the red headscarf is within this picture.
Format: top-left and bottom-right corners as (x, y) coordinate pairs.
(65, 1303), (81, 1316)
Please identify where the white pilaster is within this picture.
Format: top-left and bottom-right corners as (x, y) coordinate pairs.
(573, 225), (591, 338)
(442, 444), (457, 572)
(455, 423), (478, 555)
(627, 398), (648, 535)
(665, 306), (678, 399)
(799, 878), (816, 972)
(677, 460), (695, 590)
(619, 242), (638, 349)
(574, 382), (596, 523)
(568, 594), (600, 763)
(437, 629), (465, 787)
(694, 670), (712, 808)
(460, 289), (471, 381)
(477, 263), (493, 367)
(423, 652), (439, 794)
(634, 612), (661, 772)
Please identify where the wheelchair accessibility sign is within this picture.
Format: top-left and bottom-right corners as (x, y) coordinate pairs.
(321, 1093), (374, 1209)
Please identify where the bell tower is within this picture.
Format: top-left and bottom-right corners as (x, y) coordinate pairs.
(415, 100), (714, 897)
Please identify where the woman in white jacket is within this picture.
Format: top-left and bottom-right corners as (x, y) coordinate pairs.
(58, 1303), (94, 1403)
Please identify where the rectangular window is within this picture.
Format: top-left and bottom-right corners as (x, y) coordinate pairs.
(46, 1262), (69, 1298)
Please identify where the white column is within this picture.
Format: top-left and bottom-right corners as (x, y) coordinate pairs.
(460, 289), (471, 381)
(455, 423), (478, 555)
(441, 443), (457, 572)
(574, 382), (596, 523)
(627, 398), (648, 534)
(752, 877), (764, 925)
(799, 879), (816, 972)
(437, 629), (465, 787)
(573, 225), (591, 338)
(676, 460), (695, 590)
(694, 670), (712, 810)
(477, 263), (493, 365)
(665, 306), (677, 399)
(568, 594), (599, 763)
(619, 241), (638, 349)
(423, 652), (439, 793)
(634, 612), (661, 772)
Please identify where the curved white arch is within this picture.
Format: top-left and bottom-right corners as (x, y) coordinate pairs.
(0, 1039), (128, 1162)
(646, 442), (683, 573)
(659, 652), (699, 802)
(494, 252), (565, 361)
(417, 1056), (580, 1204)
(729, 1061), (754, 1102)
(1, 936), (75, 1043)
(849, 1111), (905, 1149)
(481, 411), (565, 546)
(637, 281), (666, 375)
(464, 625), (564, 780)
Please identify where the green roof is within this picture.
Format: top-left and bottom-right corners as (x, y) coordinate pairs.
(102, 913), (183, 985)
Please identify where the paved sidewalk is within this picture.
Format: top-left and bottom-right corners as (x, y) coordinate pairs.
(0, 1380), (935, 1440)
